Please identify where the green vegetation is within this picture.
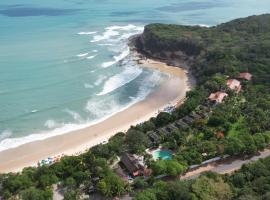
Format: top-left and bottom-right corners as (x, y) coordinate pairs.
(134, 156), (270, 200)
(1, 14), (270, 199)
(138, 14), (270, 86)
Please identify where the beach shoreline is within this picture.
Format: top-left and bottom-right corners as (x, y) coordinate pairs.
(0, 52), (194, 173)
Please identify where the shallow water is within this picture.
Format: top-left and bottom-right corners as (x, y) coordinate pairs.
(0, 0), (269, 151)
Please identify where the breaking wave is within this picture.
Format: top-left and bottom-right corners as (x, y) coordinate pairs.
(0, 24), (160, 152)
(91, 29), (119, 43)
(97, 66), (142, 96)
(101, 47), (130, 68)
(0, 130), (12, 141)
(76, 52), (89, 57)
(87, 54), (97, 60)
(77, 31), (97, 35)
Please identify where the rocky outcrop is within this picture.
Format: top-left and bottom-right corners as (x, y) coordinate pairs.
(132, 24), (204, 69)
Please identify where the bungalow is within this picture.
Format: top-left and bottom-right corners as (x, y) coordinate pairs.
(196, 110), (210, 119)
(208, 92), (228, 104)
(147, 131), (161, 144)
(157, 127), (170, 136)
(174, 120), (188, 129)
(227, 79), (242, 93)
(120, 153), (144, 177)
(189, 112), (202, 120)
(182, 116), (194, 124)
(239, 72), (252, 81)
(197, 105), (211, 113)
(166, 124), (178, 133)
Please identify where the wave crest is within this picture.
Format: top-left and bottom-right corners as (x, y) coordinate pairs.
(77, 31), (97, 35)
(97, 66), (142, 96)
(0, 130), (12, 141)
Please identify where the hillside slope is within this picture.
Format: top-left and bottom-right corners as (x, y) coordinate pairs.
(135, 14), (270, 85)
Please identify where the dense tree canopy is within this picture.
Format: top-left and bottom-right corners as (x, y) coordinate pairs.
(1, 14), (270, 200)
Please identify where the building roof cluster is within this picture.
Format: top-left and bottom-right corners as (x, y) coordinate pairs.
(209, 72), (252, 104)
(147, 104), (211, 145)
(117, 72), (253, 182)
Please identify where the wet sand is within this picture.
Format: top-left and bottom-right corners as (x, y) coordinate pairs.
(0, 57), (192, 173)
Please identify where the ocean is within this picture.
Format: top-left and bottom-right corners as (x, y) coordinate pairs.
(0, 0), (269, 151)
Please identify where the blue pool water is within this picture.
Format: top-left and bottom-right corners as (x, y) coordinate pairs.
(153, 150), (173, 160)
(0, 0), (270, 151)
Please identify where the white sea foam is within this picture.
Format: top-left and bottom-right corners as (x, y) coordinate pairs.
(90, 29), (120, 43)
(91, 24), (143, 44)
(0, 24), (151, 152)
(77, 31), (97, 35)
(187, 23), (211, 28)
(198, 24), (210, 28)
(92, 50), (98, 53)
(86, 54), (97, 60)
(77, 52), (89, 57)
(0, 123), (92, 152)
(0, 130), (12, 141)
(94, 75), (107, 86)
(106, 24), (144, 32)
(98, 43), (114, 46)
(97, 66), (142, 96)
(0, 89), (150, 152)
(101, 47), (130, 68)
(0, 71), (164, 152)
(86, 98), (121, 119)
(64, 109), (82, 122)
(44, 120), (58, 129)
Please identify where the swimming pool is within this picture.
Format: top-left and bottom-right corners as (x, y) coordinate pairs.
(152, 150), (172, 160)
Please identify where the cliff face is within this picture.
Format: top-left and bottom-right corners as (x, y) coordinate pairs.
(134, 14), (270, 84)
(134, 24), (205, 67)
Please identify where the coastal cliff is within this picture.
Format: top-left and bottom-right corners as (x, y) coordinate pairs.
(134, 14), (270, 84)
(1, 14), (270, 200)
(134, 24), (204, 68)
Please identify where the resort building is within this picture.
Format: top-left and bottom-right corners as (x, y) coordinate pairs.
(166, 124), (178, 133)
(174, 120), (188, 129)
(147, 131), (161, 145)
(189, 112), (202, 121)
(227, 79), (242, 93)
(239, 72), (252, 81)
(120, 153), (144, 177)
(182, 116), (194, 124)
(196, 110), (209, 119)
(208, 92), (228, 104)
(157, 127), (170, 136)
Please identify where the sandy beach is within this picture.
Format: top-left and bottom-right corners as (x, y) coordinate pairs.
(0, 57), (193, 173)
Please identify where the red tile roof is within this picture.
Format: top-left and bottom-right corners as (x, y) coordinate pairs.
(239, 72), (252, 81)
(216, 132), (225, 138)
(227, 79), (242, 93)
(208, 92), (228, 103)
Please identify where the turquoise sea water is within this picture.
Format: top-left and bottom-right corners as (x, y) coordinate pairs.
(0, 0), (270, 151)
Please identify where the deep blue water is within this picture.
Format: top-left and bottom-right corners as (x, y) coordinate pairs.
(0, 0), (270, 151)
